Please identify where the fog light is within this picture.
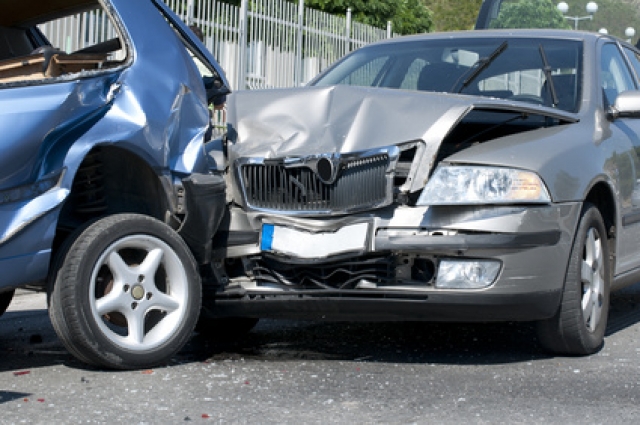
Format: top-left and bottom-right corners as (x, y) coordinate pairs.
(436, 260), (501, 289)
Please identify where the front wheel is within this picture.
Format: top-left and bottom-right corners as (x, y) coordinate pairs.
(49, 214), (201, 369)
(537, 203), (610, 355)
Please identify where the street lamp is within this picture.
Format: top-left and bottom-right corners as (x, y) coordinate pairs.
(625, 27), (636, 43)
(557, 2), (598, 30)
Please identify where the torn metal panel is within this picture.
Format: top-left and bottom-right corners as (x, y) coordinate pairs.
(0, 78), (116, 191)
(227, 84), (576, 159)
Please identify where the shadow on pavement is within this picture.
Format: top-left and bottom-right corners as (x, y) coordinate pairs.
(1, 283), (640, 371)
(0, 391), (32, 405)
(0, 306), (88, 373)
(187, 282), (640, 367)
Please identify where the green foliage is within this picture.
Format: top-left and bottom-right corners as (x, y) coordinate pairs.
(210, 0), (431, 34)
(490, 0), (571, 29)
(424, 0), (483, 32)
(183, 0), (640, 40)
(305, 0), (433, 34)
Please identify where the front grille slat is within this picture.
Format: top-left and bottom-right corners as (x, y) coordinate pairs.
(240, 153), (391, 214)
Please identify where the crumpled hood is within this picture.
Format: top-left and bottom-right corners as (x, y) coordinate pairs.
(226, 85), (578, 161)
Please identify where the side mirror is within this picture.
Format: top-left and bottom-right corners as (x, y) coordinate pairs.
(608, 90), (640, 120)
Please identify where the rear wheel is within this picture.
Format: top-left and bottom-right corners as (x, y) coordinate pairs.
(49, 214), (201, 369)
(537, 203), (610, 355)
(0, 289), (15, 317)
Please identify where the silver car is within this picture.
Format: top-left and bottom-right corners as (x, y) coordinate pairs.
(212, 29), (640, 356)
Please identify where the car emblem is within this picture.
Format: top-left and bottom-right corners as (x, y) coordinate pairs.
(316, 156), (338, 184)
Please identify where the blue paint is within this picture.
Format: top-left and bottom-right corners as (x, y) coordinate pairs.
(261, 224), (274, 251)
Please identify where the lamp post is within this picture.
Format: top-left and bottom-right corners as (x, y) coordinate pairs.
(625, 27), (636, 43)
(557, 2), (598, 30)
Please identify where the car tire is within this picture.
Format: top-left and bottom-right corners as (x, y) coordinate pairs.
(536, 203), (610, 356)
(0, 289), (15, 317)
(48, 214), (201, 369)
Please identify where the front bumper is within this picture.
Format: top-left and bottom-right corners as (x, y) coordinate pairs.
(212, 289), (561, 322)
(213, 202), (582, 322)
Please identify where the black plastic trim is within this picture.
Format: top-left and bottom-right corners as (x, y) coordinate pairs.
(179, 173), (226, 264)
(375, 230), (561, 253)
(211, 289), (561, 322)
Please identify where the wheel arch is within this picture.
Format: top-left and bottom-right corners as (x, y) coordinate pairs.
(52, 145), (175, 262)
(584, 180), (617, 268)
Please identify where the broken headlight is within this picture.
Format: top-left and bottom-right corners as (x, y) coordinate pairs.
(417, 165), (550, 205)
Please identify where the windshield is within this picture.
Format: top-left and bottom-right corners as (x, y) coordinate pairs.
(312, 37), (583, 112)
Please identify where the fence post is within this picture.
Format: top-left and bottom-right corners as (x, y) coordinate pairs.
(387, 21), (392, 38)
(186, 0), (195, 24)
(294, 0), (305, 87)
(238, 0), (248, 90)
(345, 8), (352, 54)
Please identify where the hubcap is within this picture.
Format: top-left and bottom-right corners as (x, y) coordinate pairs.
(89, 235), (189, 351)
(131, 285), (145, 301)
(580, 227), (605, 333)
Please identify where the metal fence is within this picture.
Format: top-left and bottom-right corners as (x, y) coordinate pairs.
(41, 1), (394, 90)
(41, 1), (395, 90)
(164, 0), (395, 90)
(165, 0), (396, 89)
(39, 1), (395, 133)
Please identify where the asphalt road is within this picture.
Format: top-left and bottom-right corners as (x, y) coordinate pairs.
(1, 285), (640, 424)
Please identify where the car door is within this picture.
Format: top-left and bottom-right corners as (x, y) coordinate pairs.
(600, 42), (640, 274)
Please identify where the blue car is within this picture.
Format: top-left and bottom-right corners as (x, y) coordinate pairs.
(0, 0), (230, 369)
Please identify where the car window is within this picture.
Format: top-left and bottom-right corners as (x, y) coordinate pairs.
(399, 58), (427, 90)
(313, 37), (582, 112)
(0, 3), (127, 87)
(478, 69), (542, 96)
(316, 54), (391, 87)
(601, 43), (636, 106)
(623, 47), (640, 85)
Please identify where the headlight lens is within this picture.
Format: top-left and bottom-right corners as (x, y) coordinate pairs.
(436, 259), (501, 289)
(417, 166), (550, 205)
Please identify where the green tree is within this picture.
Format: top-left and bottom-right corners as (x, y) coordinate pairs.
(306, 0), (433, 34)
(490, 0), (571, 29)
(424, 0), (483, 32)
(211, 0), (431, 34)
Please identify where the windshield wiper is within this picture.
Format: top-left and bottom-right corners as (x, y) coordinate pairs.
(538, 44), (559, 108)
(456, 40), (508, 93)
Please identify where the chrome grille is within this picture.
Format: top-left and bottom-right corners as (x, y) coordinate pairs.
(240, 153), (391, 214)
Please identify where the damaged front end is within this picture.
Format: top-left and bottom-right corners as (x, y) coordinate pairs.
(212, 83), (581, 322)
